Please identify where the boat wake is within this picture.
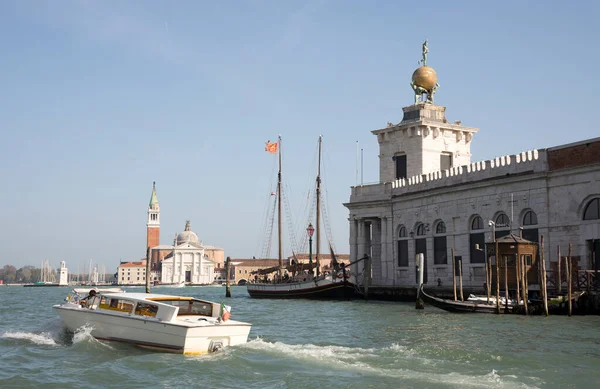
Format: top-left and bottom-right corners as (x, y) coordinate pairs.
(1, 331), (58, 346)
(240, 338), (541, 388)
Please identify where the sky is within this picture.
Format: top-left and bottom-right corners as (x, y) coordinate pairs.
(1, 0), (599, 270)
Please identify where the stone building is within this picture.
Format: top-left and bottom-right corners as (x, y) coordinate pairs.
(157, 220), (215, 285)
(117, 259), (147, 285)
(345, 55), (600, 291)
(119, 183), (220, 285)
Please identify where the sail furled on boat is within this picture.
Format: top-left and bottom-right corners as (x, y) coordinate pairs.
(329, 242), (340, 269)
(265, 141), (278, 154)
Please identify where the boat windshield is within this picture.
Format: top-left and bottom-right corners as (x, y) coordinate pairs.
(161, 299), (213, 316)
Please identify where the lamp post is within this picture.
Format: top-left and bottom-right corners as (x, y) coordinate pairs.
(307, 223), (315, 276)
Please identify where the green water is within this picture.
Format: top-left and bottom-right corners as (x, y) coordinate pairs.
(1, 285), (598, 388)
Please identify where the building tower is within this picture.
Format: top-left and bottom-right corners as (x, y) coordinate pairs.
(374, 40), (478, 182)
(147, 181), (160, 252)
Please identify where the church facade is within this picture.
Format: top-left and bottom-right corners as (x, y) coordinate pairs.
(144, 183), (218, 285)
(345, 46), (600, 291)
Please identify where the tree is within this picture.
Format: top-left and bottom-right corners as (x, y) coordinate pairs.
(2, 265), (17, 283)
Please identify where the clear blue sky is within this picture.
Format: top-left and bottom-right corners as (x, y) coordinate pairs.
(1, 0), (598, 270)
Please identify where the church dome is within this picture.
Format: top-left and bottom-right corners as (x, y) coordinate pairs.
(176, 220), (199, 245)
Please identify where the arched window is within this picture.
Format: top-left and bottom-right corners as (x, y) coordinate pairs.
(495, 213), (510, 227)
(434, 221), (447, 264)
(521, 210), (539, 247)
(398, 226), (407, 238)
(523, 210), (538, 226)
(583, 198), (600, 220)
(470, 215), (485, 263)
(494, 212), (511, 239)
(397, 225), (409, 267)
(471, 216), (484, 231)
(414, 222), (428, 283)
(436, 221), (446, 234)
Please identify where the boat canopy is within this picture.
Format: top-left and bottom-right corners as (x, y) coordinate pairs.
(251, 266), (281, 275)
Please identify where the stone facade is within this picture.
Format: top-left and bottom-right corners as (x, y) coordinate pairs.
(117, 259), (147, 285)
(345, 103), (600, 290)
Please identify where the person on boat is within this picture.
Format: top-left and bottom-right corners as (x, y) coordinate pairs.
(80, 289), (97, 307)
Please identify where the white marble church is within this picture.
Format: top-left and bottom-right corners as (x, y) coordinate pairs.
(157, 220), (215, 285)
(345, 46), (600, 290)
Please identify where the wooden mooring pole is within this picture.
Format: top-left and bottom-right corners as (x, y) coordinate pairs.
(225, 256), (231, 298)
(504, 256), (509, 313)
(515, 251), (521, 310)
(520, 254), (528, 315)
(364, 254), (371, 300)
(495, 239), (500, 314)
(541, 236), (548, 316)
(452, 248), (457, 301)
(415, 253), (424, 309)
(568, 244), (572, 317)
(458, 258), (464, 301)
(486, 256), (491, 304)
(557, 245), (562, 295)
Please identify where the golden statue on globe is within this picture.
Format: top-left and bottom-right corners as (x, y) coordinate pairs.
(410, 40), (440, 104)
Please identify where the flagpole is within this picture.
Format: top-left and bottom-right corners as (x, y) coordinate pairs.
(356, 141), (359, 186)
(361, 148), (364, 186)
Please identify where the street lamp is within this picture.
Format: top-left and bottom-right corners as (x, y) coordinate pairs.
(307, 223), (315, 276)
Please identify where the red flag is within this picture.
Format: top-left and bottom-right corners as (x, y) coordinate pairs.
(265, 141), (278, 154)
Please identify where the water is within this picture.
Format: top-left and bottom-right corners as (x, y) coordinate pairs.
(1, 286), (599, 388)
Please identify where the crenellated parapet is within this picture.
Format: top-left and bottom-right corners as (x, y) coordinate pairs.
(350, 148), (546, 203)
(391, 149), (543, 190)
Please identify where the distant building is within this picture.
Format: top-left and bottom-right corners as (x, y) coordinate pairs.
(58, 261), (69, 286)
(157, 220), (215, 285)
(117, 183), (221, 285)
(229, 259), (281, 284)
(227, 254), (350, 285)
(117, 259), (147, 285)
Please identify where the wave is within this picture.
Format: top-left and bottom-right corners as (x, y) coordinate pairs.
(1, 331), (58, 346)
(239, 338), (540, 388)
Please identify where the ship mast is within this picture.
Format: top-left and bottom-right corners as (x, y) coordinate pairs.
(315, 135), (322, 276)
(277, 135), (283, 278)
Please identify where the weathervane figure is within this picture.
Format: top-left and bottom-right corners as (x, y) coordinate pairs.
(411, 39), (438, 104)
(420, 39), (428, 66)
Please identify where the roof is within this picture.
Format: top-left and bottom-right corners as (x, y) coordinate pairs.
(204, 245), (223, 250)
(487, 234), (537, 245)
(230, 258), (281, 267)
(151, 245), (174, 250)
(289, 253), (350, 261)
(119, 261), (146, 268)
(149, 182), (158, 206)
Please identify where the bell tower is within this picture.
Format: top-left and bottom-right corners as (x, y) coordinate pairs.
(147, 181), (160, 251)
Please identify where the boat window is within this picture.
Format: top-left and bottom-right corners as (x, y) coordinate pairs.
(99, 298), (134, 313)
(134, 302), (158, 317)
(166, 300), (213, 316)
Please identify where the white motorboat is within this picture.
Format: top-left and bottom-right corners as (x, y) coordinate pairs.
(54, 289), (251, 354)
(154, 281), (186, 288)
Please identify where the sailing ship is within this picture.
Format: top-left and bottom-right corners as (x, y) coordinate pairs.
(247, 136), (357, 299)
(24, 259), (61, 287)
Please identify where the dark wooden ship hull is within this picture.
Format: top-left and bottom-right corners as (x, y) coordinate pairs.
(247, 278), (356, 299)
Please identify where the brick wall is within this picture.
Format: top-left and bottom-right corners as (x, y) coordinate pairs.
(147, 227), (160, 250)
(548, 140), (600, 171)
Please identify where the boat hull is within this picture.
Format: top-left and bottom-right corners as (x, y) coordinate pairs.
(420, 287), (515, 314)
(247, 278), (355, 299)
(53, 305), (251, 354)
